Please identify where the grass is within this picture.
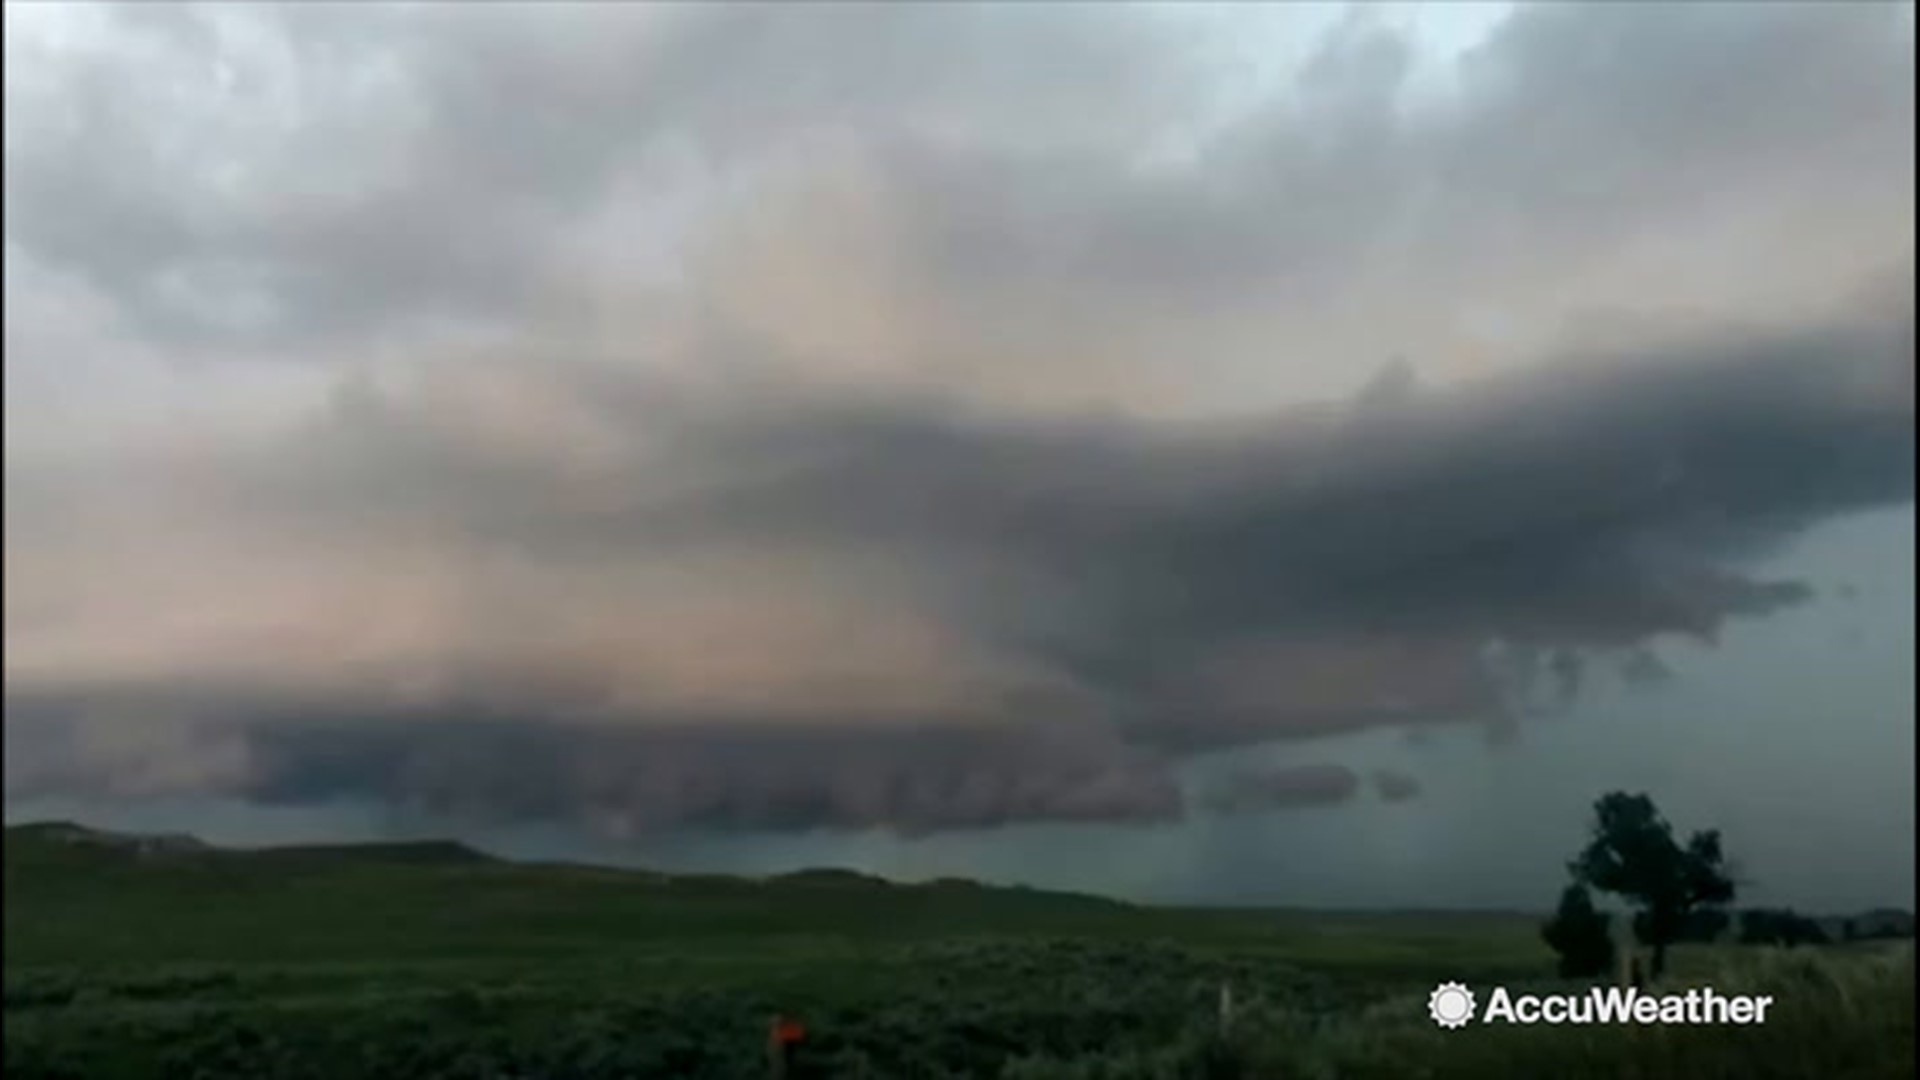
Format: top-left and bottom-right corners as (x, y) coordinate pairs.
(4, 823), (1911, 1078)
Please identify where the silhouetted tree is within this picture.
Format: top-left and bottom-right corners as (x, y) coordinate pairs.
(1541, 882), (1616, 978)
(1569, 792), (1735, 982)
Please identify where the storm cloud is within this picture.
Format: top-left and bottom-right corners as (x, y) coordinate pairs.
(1203, 765), (1364, 813)
(4, 2), (1913, 842)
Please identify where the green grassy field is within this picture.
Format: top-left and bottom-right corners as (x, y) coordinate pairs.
(4, 823), (1911, 1079)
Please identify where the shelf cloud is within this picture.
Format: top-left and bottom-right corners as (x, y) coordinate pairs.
(5, 2), (1911, 839)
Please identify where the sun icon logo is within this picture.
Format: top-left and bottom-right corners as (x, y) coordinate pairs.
(1427, 981), (1476, 1029)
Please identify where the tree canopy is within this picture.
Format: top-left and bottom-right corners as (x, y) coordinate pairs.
(1568, 792), (1735, 981)
(1541, 882), (1616, 978)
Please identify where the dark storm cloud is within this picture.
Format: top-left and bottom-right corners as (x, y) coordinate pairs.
(4, 2), (1913, 838)
(800, 2), (1913, 337)
(5, 307), (1909, 833)
(0, 697), (1183, 836)
(515, 311), (1909, 719)
(6, 2), (1907, 365)
(1372, 771), (1422, 803)
(1203, 765), (1363, 813)
(1, 2), (1195, 350)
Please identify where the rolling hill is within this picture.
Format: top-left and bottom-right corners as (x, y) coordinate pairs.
(3, 822), (1910, 1079)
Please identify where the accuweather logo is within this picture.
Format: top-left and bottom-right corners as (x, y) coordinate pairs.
(1427, 982), (1775, 1028)
(1427, 982), (1477, 1029)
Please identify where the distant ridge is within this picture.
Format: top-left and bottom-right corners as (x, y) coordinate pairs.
(2, 822), (1108, 903)
(768, 867), (892, 888)
(4, 821), (489, 866)
(246, 839), (496, 865)
(9, 820), (211, 856)
(14, 823), (1892, 927)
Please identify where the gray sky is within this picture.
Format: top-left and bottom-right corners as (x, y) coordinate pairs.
(4, 1), (1913, 910)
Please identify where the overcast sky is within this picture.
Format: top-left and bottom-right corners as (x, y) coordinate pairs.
(4, 1), (1913, 911)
